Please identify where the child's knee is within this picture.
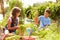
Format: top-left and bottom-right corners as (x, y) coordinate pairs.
(2, 34), (8, 40)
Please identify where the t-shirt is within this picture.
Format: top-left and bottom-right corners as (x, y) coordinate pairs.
(38, 15), (50, 28)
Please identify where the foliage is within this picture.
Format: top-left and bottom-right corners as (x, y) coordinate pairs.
(25, 2), (60, 21)
(32, 23), (60, 40)
(9, 0), (23, 9)
(0, 11), (10, 28)
(5, 35), (21, 40)
(16, 24), (26, 36)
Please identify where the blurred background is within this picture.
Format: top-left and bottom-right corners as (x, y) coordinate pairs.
(0, 0), (60, 40)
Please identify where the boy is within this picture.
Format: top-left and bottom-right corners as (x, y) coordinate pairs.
(38, 9), (50, 30)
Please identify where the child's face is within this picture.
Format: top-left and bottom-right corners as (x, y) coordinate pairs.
(16, 12), (20, 17)
(44, 12), (49, 18)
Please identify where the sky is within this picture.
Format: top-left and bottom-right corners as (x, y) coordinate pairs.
(22, 0), (56, 8)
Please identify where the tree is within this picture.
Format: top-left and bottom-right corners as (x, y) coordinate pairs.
(56, 0), (60, 3)
(0, 0), (4, 17)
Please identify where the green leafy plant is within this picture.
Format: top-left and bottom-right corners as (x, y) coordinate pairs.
(16, 24), (26, 36)
(5, 35), (21, 40)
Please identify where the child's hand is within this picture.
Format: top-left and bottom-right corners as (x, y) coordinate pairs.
(16, 26), (20, 31)
(16, 27), (19, 29)
(14, 26), (18, 29)
(45, 28), (50, 30)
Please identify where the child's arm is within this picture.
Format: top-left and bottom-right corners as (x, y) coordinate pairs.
(44, 24), (50, 29)
(8, 19), (18, 30)
(45, 24), (48, 28)
(38, 16), (41, 26)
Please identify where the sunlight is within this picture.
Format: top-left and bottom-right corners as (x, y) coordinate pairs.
(22, 0), (56, 8)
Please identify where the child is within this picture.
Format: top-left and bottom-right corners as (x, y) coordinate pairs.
(24, 12), (31, 24)
(38, 9), (50, 30)
(2, 7), (21, 40)
(6, 7), (21, 33)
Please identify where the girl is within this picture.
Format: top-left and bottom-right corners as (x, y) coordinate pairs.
(2, 7), (21, 40)
(6, 7), (21, 33)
